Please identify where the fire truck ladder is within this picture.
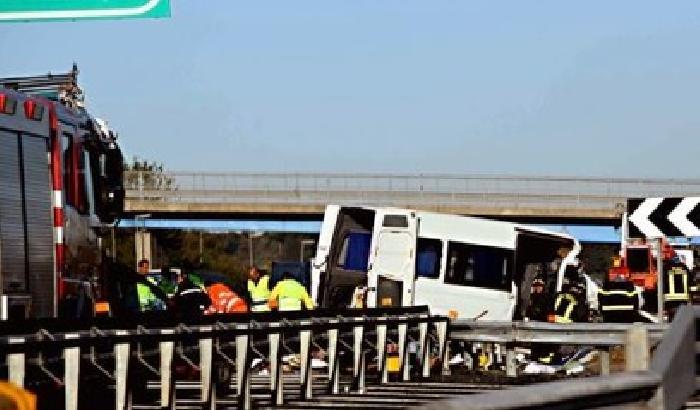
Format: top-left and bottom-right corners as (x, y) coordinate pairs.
(0, 63), (84, 109)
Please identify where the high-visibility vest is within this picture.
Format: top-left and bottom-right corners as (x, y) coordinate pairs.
(598, 288), (638, 312)
(248, 275), (271, 312)
(554, 293), (577, 323)
(665, 267), (689, 302)
(137, 277), (161, 312)
(270, 279), (314, 311)
(205, 283), (248, 314)
(0, 381), (36, 410)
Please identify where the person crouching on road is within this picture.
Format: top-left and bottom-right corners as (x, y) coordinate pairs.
(205, 282), (248, 314)
(268, 271), (314, 311)
(248, 265), (271, 312)
(173, 271), (211, 320)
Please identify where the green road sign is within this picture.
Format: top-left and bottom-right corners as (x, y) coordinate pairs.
(0, 0), (170, 22)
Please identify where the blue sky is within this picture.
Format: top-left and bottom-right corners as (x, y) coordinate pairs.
(2, 1), (700, 176)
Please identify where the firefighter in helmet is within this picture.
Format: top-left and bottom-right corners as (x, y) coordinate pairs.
(526, 276), (551, 322)
(598, 255), (641, 323)
(553, 264), (588, 323)
(663, 255), (691, 320)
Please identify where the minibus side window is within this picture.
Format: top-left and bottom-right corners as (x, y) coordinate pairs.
(416, 238), (442, 279)
(337, 231), (371, 272)
(445, 242), (511, 290)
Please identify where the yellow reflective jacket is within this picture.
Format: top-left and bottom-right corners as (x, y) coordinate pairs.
(268, 279), (314, 311)
(248, 275), (271, 312)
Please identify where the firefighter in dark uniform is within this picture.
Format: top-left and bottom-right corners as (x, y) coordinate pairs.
(526, 276), (551, 322)
(553, 265), (588, 323)
(598, 256), (641, 323)
(173, 271), (211, 320)
(663, 256), (690, 320)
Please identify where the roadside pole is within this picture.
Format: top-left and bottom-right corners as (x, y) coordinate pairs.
(656, 237), (664, 323)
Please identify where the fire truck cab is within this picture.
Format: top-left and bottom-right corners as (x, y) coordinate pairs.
(0, 67), (124, 319)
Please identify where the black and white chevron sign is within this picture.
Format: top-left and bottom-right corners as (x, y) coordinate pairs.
(628, 197), (700, 238)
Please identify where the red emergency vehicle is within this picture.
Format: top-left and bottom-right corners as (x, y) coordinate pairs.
(0, 66), (124, 319)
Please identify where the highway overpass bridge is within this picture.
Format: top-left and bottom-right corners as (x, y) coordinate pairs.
(123, 171), (700, 223)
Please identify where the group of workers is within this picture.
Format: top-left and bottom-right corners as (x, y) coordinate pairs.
(524, 263), (590, 324)
(525, 254), (695, 325)
(132, 261), (314, 317)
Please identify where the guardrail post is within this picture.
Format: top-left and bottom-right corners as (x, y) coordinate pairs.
(8, 337), (25, 388)
(599, 347), (611, 376)
(199, 328), (216, 409)
(236, 332), (251, 410)
(398, 322), (410, 381)
(327, 327), (340, 394)
(269, 331), (284, 406)
(436, 320), (450, 375)
(376, 322), (388, 383)
(115, 332), (131, 410)
(353, 325), (365, 393)
(505, 345), (517, 378)
(64, 334), (80, 410)
(299, 329), (313, 400)
(268, 332), (280, 394)
(159, 336), (175, 410)
(625, 323), (649, 371)
(649, 305), (697, 410)
(418, 322), (430, 378)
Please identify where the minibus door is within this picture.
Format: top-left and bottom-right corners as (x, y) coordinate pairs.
(367, 211), (417, 308)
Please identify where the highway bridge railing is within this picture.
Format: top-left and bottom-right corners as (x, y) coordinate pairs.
(0, 307), (449, 410)
(419, 305), (699, 410)
(122, 171), (700, 216)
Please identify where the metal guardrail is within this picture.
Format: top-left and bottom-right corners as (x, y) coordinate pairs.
(123, 171), (700, 215)
(3, 307), (697, 409)
(1, 307), (449, 410)
(450, 320), (669, 345)
(449, 320), (669, 377)
(418, 305), (699, 410)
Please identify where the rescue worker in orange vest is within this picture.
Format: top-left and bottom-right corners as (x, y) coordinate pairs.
(268, 271), (314, 311)
(205, 282), (248, 314)
(0, 381), (36, 410)
(247, 266), (271, 312)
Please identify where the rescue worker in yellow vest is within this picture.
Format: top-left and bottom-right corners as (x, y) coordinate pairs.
(247, 266), (271, 312)
(135, 259), (167, 312)
(268, 271), (314, 311)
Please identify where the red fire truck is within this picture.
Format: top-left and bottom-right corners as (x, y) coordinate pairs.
(0, 66), (124, 319)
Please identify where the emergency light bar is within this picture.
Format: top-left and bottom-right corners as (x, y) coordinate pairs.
(0, 94), (17, 115)
(23, 100), (44, 121)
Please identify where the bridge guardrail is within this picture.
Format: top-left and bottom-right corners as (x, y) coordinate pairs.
(123, 171), (700, 216)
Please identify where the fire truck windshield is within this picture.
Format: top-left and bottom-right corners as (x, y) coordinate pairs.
(627, 248), (650, 273)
